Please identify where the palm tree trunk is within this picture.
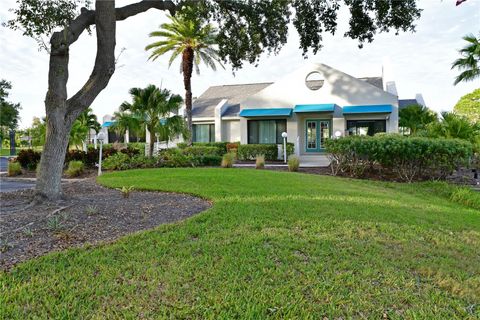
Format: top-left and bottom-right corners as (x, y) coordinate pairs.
(148, 126), (155, 157)
(182, 47), (194, 146)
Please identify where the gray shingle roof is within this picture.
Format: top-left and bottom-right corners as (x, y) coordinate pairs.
(358, 77), (383, 89)
(398, 99), (419, 109)
(192, 76), (385, 118)
(192, 83), (272, 118)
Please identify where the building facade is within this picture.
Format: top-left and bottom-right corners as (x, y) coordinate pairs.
(190, 63), (418, 156)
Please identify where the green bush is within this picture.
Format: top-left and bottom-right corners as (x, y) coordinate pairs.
(182, 146), (221, 157)
(288, 155), (300, 172)
(177, 142), (228, 154)
(221, 153), (235, 168)
(195, 155), (222, 167)
(160, 149), (195, 168)
(65, 160), (84, 177)
(17, 149), (41, 170)
(238, 144), (278, 161)
(325, 135), (473, 182)
(7, 161), (22, 176)
(102, 153), (130, 171)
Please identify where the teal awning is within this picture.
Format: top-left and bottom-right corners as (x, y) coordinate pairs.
(239, 108), (293, 117)
(102, 121), (116, 128)
(343, 105), (393, 114)
(294, 104), (336, 113)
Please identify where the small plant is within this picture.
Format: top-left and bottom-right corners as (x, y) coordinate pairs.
(0, 238), (13, 253)
(23, 227), (34, 237)
(118, 186), (134, 198)
(47, 216), (63, 231)
(221, 153), (235, 168)
(7, 161), (22, 176)
(65, 160), (84, 178)
(84, 205), (99, 216)
(288, 155), (300, 172)
(255, 154), (265, 169)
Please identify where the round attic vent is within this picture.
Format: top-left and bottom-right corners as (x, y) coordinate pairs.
(305, 71), (324, 91)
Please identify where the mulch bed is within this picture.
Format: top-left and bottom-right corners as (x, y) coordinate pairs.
(0, 179), (211, 271)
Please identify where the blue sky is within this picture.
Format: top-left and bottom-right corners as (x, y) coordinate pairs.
(1, 0), (479, 128)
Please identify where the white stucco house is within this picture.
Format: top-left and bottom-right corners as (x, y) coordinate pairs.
(188, 63), (424, 160)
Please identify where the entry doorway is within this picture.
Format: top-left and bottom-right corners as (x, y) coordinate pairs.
(305, 119), (330, 152)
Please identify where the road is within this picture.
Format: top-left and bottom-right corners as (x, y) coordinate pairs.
(0, 157), (8, 173)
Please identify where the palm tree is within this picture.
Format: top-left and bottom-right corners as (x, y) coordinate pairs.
(399, 104), (437, 135)
(70, 108), (100, 150)
(428, 112), (480, 143)
(111, 111), (142, 142)
(452, 34), (480, 85)
(145, 14), (223, 145)
(120, 85), (185, 156)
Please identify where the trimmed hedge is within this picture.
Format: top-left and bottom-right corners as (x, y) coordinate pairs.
(325, 135), (473, 182)
(177, 142), (228, 154)
(237, 143), (295, 161)
(182, 146), (221, 157)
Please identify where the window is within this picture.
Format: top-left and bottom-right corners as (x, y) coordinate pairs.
(347, 120), (386, 136)
(305, 71), (324, 90)
(248, 119), (286, 144)
(193, 124), (215, 142)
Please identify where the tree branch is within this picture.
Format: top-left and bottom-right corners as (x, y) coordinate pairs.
(64, 0), (177, 116)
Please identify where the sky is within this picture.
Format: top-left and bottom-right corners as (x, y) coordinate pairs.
(1, 0), (479, 129)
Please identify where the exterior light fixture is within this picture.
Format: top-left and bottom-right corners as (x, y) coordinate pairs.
(96, 131), (106, 176)
(281, 132), (288, 163)
(334, 130), (342, 138)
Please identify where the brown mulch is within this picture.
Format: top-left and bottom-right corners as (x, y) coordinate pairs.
(0, 179), (211, 270)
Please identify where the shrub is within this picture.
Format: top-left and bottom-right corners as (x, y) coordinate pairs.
(195, 155), (222, 167)
(65, 150), (86, 165)
(238, 144), (278, 161)
(120, 146), (141, 157)
(128, 155), (159, 169)
(65, 160), (84, 178)
(226, 142), (240, 155)
(17, 149), (41, 170)
(221, 153), (235, 168)
(7, 161), (22, 176)
(159, 149), (196, 168)
(102, 153), (130, 171)
(255, 154), (265, 169)
(325, 135), (473, 182)
(288, 155), (300, 172)
(182, 146), (221, 157)
(177, 142), (228, 154)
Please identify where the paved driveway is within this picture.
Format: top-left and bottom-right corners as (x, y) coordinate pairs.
(0, 179), (35, 193)
(0, 157), (8, 173)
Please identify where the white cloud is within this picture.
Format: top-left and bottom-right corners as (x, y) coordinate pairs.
(1, 0), (479, 128)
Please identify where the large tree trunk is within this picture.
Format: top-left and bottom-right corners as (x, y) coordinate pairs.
(183, 47), (194, 145)
(35, 113), (73, 200)
(34, 0), (177, 200)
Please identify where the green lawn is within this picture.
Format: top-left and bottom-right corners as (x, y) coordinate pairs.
(1, 168), (479, 319)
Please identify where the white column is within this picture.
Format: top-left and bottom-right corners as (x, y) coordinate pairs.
(214, 99), (228, 142)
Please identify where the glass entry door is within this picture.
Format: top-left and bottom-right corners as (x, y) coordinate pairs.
(305, 119), (330, 152)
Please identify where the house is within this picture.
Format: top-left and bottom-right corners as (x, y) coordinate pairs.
(190, 63), (420, 160)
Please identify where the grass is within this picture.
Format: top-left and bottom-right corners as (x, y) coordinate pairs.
(1, 168), (479, 319)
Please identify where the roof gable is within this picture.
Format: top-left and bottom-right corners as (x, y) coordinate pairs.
(242, 63), (397, 110)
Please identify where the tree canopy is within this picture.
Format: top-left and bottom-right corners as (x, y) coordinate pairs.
(399, 104), (437, 135)
(452, 34), (480, 85)
(454, 88), (480, 124)
(0, 80), (21, 146)
(7, 0), (422, 69)
(4, 0), (423, 199)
